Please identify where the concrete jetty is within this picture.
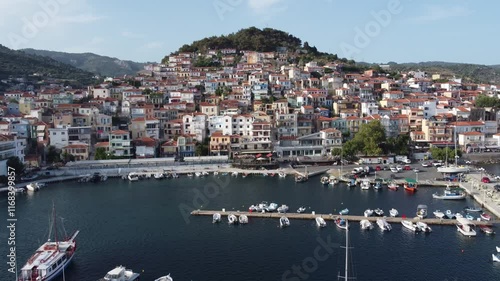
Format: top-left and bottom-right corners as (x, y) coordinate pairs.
(191, 210), (496, 226)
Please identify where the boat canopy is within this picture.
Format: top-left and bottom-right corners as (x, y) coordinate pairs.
(405, 178), (417, 183)
(417, 204), (428, 209)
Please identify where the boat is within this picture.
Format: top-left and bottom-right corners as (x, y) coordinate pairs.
(480, 213), (492, 221)
(15, 187), (26, 193)
(228, 214), (238, 224)
(127, 173), (139, 181)
(401, 220), (420, 232)
(388, 182), (399, 191)
(416, 204), (428, 219)
(154, 173), (164, 180)
(479, 225), (495, 235)
(277, 204), (289, 213)
(464, 206), (482, 212)
(433, 210), (445, 219)
(404, 178), (417, 192)
(295, 174), (308, 183)
(493, 253), (500, 263)
(347, 179), (356, 188)
(231, 172), (239, 177)
(248, 205), (257, 212)
(432, 187), (466, 200)
(242, 173), (248, 178)
(437, 129), (470, 174)
(19, 205), (79, 281)
(278, 171), (286, 178)
(445, 210), (455, 219)
(465, 213), (475, 221)
(335, 218), (348, 230)
(364, 209), (374, 217)
(212, 213), (221, 223)
(171, 173), (179, 178)
(297, 207), (306, 213)
(280, 216), (290, 228)
(239, 215), (249, 224)
(360, 219), (373, 230)
(258, 201), (269, 212)
(374, 208), (384, 216)
(374, 181), (382, 190)
(320, 176), (329, 185)
(315, 217), (326, 228)
(497, 246), (500, 253)
(213, 171), (219, 176)
(328, 176), (339, 185)
(154, 274), (173, 281)
(416, 222), (432, 233)
(339, 208), (349, 215)
(266, 203), (278, 212)
(98, 265), (140, 281)
(455, 213), (463, 219)
(389, 208), (399, 217)
(26, 182), (40, 192)
(376, 217), (392, 231)
(456, 217), (477, 237)
(360, 180), (371, 190)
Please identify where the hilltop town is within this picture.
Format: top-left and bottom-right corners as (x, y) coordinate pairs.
(1, 44), (500, 178)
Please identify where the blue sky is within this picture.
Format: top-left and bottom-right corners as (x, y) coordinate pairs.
(1, 0), (498, 64)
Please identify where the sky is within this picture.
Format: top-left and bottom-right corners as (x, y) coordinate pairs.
(0, 0), (498, 65)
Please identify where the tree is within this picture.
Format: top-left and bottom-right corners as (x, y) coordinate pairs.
(331, 148), (342, 157)
(7, 156), (25, 176)
(475, 95), (500, 108)
(430, 147), (462, 162)
(46, 146), (61, 164)
(350, 120), (386, 156)
(62, 152), (75, 162)
(95, 147), (108, 160)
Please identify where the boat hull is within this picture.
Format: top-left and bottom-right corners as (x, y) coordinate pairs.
(19, 247), (76, 281)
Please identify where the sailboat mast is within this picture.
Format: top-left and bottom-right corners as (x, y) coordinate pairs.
(454, 127), (457, 166)
(53, 204), (58, 248)
(344, 219), (349, 281)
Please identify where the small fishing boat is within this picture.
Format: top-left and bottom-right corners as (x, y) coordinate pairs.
(364, 209), (374, 217)
(480, 213), (492, 221)
(493, 253), (500, 262)
(347, 179), (356, 188)
(432, 187), (466, 200)
(389, 208), (399, 217)
(186, 173), (194, 177)
(416, 204), (428, 219)
(335, 218), (348, 230)
(242, 173), (248, 178)
(416, 222), (432, 233)
(277, 204), (289, 213)
(26, 182), (40, 192)
(360, 219), (373, 230)
(376, 218), (392, 231)
(315, 217), (326, 228)
(329, 176), (339, 185)
(213, 171), (219, 176)
(456, 217), (476, 237)
(479, 225), (495, 235)
(154, 173), (164, 180)
(212, 213), (221, 223)
(404, 178), (417, 192)
(401, 220), (420, 232)
(295, 174), (308, 183)
(320, 176), (330, 185)
(374, 208), (384, 216)
(278, 171), (286, 178)
(231, 172), (239, 177)
(360, 180), (371, 190)
(496, 246), (500, 253)
(99, 266), (140, 281)
(373, 181), (382, 190)
(339, 208), (349, 215)
(464, 206), (482, 212)
(388, 182), (399, 191)
(465, 213), (475, 221)
(433, 210), (445, 219)
(248, 205), (257, 212)
(266, 203), (278, 212)
(239, 215), (249, 224)
(228, 214), (238, 224)
(445, 210), (455, 219)
(297, 206), (306, 213)
(154, 274), (173, 281)
(280, 216), (290, 228)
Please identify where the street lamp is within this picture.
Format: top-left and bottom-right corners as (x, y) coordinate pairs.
(415, 171), (419, 183)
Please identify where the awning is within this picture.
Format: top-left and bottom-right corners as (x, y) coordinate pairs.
(266, 153), (273, 157)
(255, 154), (262, 158)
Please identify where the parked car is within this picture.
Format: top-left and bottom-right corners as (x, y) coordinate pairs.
(432, 161), (443, 167)
(482, 177), (491, 183)
(421, 162), (431, 167)
(403, 165), (411, 171)
(390, 166), (398, 173)
(396, 165), (403, 172)
(375, 165), (382, 171)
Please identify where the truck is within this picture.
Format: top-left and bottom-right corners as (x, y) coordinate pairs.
(395, 155), (411, 164)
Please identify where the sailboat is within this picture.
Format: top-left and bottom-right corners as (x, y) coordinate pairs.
(437, 128), (469, 173)
(338, 219), (355, 281)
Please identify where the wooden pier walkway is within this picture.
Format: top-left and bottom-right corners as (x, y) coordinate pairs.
(191, 210), (497, 226)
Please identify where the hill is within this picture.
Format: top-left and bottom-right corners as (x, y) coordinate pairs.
(163, 27), (350, 65)
(21, 49), (146, 77)
(0, 44), (96, 90)
(383, 61), (500, 84)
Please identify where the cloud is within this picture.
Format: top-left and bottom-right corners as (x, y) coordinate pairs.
(143, 42), (163, 49)
(247, 0), (285, 13)
(54, 14), (105, 24)
(412, 5), (472, 23)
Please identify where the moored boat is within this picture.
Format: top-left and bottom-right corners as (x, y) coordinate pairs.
(26, 182), (40, 192)
(315, 216), (326, 228)
(295, 174), (308, 183)
(280, 216), (290, 228)
(347, 179), (356, 188)
(376, 217), (392, 231)
(212, 213), (221, 223)
(98, 265), (140, 281)
(389, 208), (399, 217)
(320, 176), (329, 185)
(360, 180), (371, 190)
(364, 209), (374, 217)
(19, 205), (79, 281)
(432, 187), (466, 200)
(401, 220), (420, 232)
(480, 213), (492, 221)
(360, 219), (373, 230)
(297, 206), (306, 213)
(339, 208), (349, 215)
(404, 178), (417, 192)
(388, 182), (399, 191)
(239, 215), (249, 224)
(416, 204), (428, 219)
(416, 222), (432, 233)
(479, 225), (495, 235)
(127, 173), (139, 182)
(456, 217), (477, 237)
(493, 253), (500, 262)
(228, 214), (238, 224)
(433, 210), (445, 219)
(445, 210), (456, 219)
(154, 274), (173, 281)
(497, 246), (500, 253)
(374, 181), (382, 190)
(278, 171), (286, 178)
(464, 206), (482, 212)
(374, 208), (384, 216)
(335, 218), (348, 230)
(277, 204), (289, 213)
(266, 203), (278, 212)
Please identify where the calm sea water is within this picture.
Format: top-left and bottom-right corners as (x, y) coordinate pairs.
(1, 173), (499, 281)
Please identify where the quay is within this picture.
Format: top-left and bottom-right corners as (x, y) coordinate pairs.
(191, 210), (497, 226)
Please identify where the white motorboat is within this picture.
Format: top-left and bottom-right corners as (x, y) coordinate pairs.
(228, 214), (238, 224)
(445, 210), (455, 219)
(364, 209), (374, 217)
(374, 208), (384, 216)
(335, 218), (348, 230)
(455, 213), (463, 219)
(373, 181), (382, 190)
(360, 219), (373, 230)
(248, 205), (257, 212)
(297, 206), (306, 213)
(231, 172), (239, 177)
(127, 173), (139, 181)
(320, 176), (329, 185)
(456, 217), (476, 237)
(339, 208), (349, 215)
(154, 173), (164, 179)
(315, 217), (326, 228)
(416, 222), (432, 233)
(278, 171), (286, 178)
(213, 171), (219, 176)
(376, 218), (392, 231)
(437, 166), (470, 174)
(464, 206), (482, 212)
(493, 253), (500, 263)
(98, 265), (140, 281)
(15, 187), (26, 193)
(480, 213), (492, 221)
(401, 220), (420, 232)
(239, 215), (248, 224)
(388, 182), (399, 191)
(433, 210), (445, 219)
(416, 204), (428, 219)
(26, 182), (40, 192)
(280, 216), (290, 228)
(266, 203), (278, 212)
(347, 179), (356, 188)
(258, 201), (269, 211)
(277, 204), (289, 213)
(360, 180), (371, 190)
(389, 208), (399, 217)
(19, 205), (79, 281)
(212, 213), (221, 223)
(154, 274), (173, 281)
(329, 176), (339, 185)
(432, 187), (466, 200)
(497, 246), (500, 253)
(171, 173), (179, 178)
(195, 172), (203, 177)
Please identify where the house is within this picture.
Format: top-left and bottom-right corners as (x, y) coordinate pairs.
(0, 135), (26, 175)
(134, 137), (158, 158)
(459, 131), (485, 151)
(129, 117), (160, 139)
(62, 143), (89, 161)
(109, 130), (132, 157)
(182, 113), (208, 142)
(200, 102), (220, 116)
(274, 128), (342, 158)
(209, 131), (231, 156)
(48, 125), (91, 149)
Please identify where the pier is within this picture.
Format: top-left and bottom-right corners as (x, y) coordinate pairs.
(191, 210), (497, 226)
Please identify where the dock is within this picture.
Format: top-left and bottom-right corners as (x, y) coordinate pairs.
(191, 210), (497, 226)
